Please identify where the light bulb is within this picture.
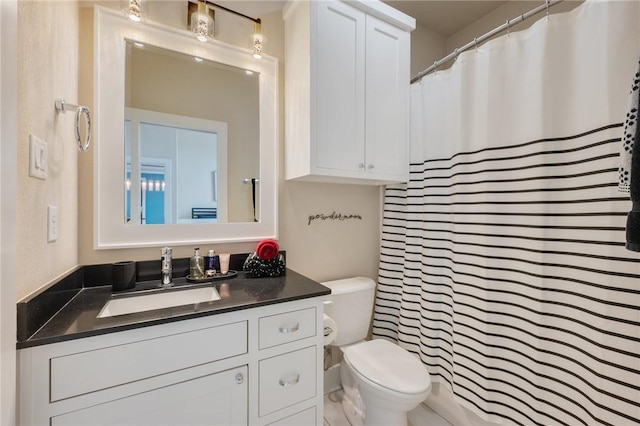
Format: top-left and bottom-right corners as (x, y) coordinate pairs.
(154, 180), (161, 191)
(161, 181), (166, 192)
(125, 179), (131, 191)
(125, 0), (143, 22)
(141, 178), (147, 192)
(252, 36), (263, 59)
(191, 1), (214, 43)
(252, 22), (263, 59)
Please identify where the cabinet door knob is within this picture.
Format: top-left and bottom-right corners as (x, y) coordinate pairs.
(279, 323), (300, 334)
(235, 372), (244, 384)
(368, 164), (375, 169)
(358, 163), (365, 169)
(279, 374), (300, 387)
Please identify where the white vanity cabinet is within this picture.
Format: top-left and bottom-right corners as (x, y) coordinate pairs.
(283, 0), (415, 185)
(18, 298), (325, 425)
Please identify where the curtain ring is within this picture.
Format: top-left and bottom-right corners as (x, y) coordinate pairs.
(546, 0), (550, 17)
(433, 60), (438, 71)
(473, 37), (478, 50)
(454, 48), (459, 59)
(506, 19), (510, 35)
(75, 106), (91, 151)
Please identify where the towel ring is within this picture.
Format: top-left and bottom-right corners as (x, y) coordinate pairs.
(55, 98), (92, 152)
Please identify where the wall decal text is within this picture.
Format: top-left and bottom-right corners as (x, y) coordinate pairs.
(308, 211), (362, 226)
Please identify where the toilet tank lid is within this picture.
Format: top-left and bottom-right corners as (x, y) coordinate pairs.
(321, 277), (376, 294)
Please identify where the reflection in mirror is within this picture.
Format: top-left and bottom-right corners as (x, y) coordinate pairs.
(124, 108), (228, 225)
(125, 40), (258, 224)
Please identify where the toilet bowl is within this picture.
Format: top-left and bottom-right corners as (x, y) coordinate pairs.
(322, 277), (432, 426)
(344, 339), (432, 426)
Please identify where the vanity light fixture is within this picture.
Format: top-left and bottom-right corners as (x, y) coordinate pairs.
(190, 0), (214, 43)
(125, 0), (143, 22)
(189, 1), (263, 59)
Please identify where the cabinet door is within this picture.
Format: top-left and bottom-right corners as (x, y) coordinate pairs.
(364, 14), (410, 180)
(51, 366), (248, 426)
(314, 1), (366, 175)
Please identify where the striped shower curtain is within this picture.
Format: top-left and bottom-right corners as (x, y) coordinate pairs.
(372, 2), (640, 425)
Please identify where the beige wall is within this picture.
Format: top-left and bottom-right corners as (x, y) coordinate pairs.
(1, 1), (18, 423)
(445, 0), (583, 54)
(410, 23), (446, 79)
(17, 1), (80, 300)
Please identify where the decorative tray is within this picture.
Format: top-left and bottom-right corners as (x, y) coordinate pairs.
(186, 270), (238, 283)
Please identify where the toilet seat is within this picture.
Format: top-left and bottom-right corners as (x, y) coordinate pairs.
(344, 339), (431, 395)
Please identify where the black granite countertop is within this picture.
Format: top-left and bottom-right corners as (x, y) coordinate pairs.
(17, 266), (330, 349)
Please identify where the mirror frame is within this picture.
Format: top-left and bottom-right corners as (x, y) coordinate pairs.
(94, 7), (277, 249)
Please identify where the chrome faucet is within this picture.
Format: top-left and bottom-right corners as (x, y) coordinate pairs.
(160, 247), (173, 287)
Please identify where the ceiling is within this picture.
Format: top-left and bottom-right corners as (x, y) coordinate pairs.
(384, 1), (507, 36)
(214, 1), (509, 37)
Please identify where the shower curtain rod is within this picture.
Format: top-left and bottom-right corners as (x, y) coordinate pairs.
(411, 0), (563, 84)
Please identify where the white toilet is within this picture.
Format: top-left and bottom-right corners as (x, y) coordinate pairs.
(322, 277), (432, 426)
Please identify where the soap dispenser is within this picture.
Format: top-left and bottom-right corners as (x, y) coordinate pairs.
(190, 247), (205, 279)
(204, 249), (219, 277)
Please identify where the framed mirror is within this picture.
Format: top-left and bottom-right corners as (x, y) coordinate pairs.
(94, 7), (277, 249)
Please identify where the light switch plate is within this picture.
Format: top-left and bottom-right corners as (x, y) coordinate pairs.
(29, 134), (47, 180)
(47, 205), (58, 242)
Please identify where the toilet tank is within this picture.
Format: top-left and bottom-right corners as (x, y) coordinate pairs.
(322, 277), (376, 346)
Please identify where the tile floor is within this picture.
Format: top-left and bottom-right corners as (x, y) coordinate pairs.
(323, 390), (452, 426)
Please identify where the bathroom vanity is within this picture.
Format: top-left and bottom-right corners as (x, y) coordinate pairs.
(17, 268), (330, 425)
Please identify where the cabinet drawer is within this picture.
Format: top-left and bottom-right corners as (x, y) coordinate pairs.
(259, 346), (316, 417)
(50, 321), (247, 402)
(267, 406), (316, 425)
(259, 307), (316, 349)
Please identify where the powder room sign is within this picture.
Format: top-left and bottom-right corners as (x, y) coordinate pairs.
(308, 211), (362, 226)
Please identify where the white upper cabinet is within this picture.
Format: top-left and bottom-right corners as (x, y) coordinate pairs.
(284, 0), (415, 185)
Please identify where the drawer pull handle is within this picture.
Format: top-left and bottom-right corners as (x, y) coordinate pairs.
(279, 374), (300, 387)
(279, 323), (300, 334)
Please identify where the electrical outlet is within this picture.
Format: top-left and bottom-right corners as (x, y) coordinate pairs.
(29, 134), (48, 180)
(47, 205), (58, 242)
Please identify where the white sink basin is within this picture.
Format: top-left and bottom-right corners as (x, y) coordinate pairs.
(97, 286), (221, 318)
